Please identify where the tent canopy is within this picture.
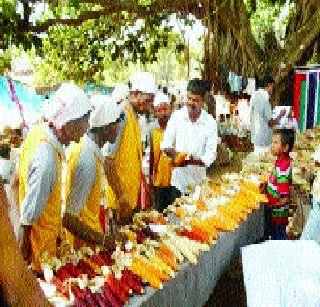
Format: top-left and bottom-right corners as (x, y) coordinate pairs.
(0, 76), (46, 131)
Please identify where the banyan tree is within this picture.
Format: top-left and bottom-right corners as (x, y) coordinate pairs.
(1, 0), (320, 98)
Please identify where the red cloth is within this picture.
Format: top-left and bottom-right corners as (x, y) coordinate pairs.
(138, 172), (150, 211)
(99, 204), (106, 234)
(293, 72), (306, 120)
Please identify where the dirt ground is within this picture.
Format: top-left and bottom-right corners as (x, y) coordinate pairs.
(205, 256), (246, 307)
(205, 152), (250, 307)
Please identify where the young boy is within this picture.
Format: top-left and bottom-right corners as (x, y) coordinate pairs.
(263, 128), (295, 240)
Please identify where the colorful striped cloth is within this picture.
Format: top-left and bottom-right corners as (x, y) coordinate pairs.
(267, 155), (292, 225)
(294, 69), (320, 132)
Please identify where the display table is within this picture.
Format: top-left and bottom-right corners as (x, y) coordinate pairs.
(129, 207), (264, 307)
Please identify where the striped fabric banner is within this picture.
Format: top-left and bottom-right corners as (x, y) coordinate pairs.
(294, 68), (320, 131)
(299, 80), (307, 132)
(317, 73), (320, 125)
(307, 72), (317, 129)
(293, 72), (306, 121)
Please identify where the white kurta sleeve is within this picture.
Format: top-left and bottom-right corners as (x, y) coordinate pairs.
(20, 143), (58, 226)
(160, 113), (177, 150)
(263, 99), (273, 121)
(67, 149), (97, 215)
(200, 118), (218, 167)
(249, 93), (256, 131)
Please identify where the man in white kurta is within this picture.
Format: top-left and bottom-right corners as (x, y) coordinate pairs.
(301, 146), (320, 244)
(250, 76), (275, 155)
(161, 79), (218, 196)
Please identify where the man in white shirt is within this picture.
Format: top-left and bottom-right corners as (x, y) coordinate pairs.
(250, 76), (276, 155)
(161, 79), (218, 197)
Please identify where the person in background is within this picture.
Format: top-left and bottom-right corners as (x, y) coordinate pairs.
(161, 78), (218, 199)
(250, 76), (276, 155)
(261, 129), (295, 240)
(279, 62), (294, 107)
(214, 82), (231, 122)
(237, 93), (251, 131)
(276, 108), (288, 127)
(62, 99), (122, 250)
(18, 83), (91, 272)
(224, 113), (232, 135)
(150, 92), (173, 212)
(0, 181), (49, 306)
(287, 109), (299, 132)
(104, 72), (156, 223)
(205, 82), (217, 119)
(300, 146), (320, 243)
(277, 108), (299, 132)
(218, 114), (226, 136)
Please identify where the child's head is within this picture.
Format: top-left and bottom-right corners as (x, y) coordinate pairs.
(271, 128), (295, 157)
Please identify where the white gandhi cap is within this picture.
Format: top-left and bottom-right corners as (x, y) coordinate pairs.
(112, 84), (129, 104)
(153, 91), (171, 107)
(130, 72), (156, 94)
(45, 82), (91, 129)
(89, 97), (123, 129)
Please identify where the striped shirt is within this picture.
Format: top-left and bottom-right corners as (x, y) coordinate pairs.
(266, 155), (292, 225)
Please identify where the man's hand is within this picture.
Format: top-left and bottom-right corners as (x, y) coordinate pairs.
(119, 196), (132, 221)
(278, 196), (290, 206)
(10, 171), (19, 189)
(259, 183), (267, 194)
(180, 155), (204, 167)
(19, 225), (32, 264)
(163, 148), (176, 159)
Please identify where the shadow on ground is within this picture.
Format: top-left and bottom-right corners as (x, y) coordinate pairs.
(205, 256), (246, 307)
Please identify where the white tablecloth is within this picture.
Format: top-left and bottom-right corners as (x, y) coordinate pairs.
(242, 240), (320, 307)
(128, 208), (264, 307)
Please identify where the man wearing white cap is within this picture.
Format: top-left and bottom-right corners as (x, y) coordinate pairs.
(149, 91), (173, 212)
(112, 83), (130, 105)
(104, 72), (156, 222)
(62, 98), (122, 249)
(130, 72), (156, 148)
(18, 82), (91, 271)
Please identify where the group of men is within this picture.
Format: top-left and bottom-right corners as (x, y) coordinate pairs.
(14, 73), (218, 272)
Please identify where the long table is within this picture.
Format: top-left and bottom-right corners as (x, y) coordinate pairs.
(129, 207), (264, 307)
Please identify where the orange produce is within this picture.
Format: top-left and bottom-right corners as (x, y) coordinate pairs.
(158, 243), (175, 260)
(131, 258), (163, 289)
(190, 220), (218, 239)
(195, 198), (207, 211)
(189, 227), (213, 243)
(155, 250), (179, 271)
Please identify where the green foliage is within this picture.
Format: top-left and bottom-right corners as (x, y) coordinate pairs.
(0, 51), (11, 74)
(250, 1), (281, 47)
(35, 4), (185, 84)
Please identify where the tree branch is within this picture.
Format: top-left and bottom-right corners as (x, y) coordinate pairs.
(28, 0), (205, 33)
(29, 8), (111, 32)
